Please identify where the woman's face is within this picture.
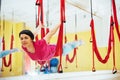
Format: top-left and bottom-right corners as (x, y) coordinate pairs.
(20, 34), (33, 47)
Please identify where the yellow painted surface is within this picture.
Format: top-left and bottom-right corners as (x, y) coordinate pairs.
(0, 20), (120, 77)
(0, 21), (25, 77)
(62, 31), (120, 72)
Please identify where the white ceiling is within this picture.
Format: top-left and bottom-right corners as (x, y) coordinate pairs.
(1, 0), (120, 46)
(1, 0), (120, 29)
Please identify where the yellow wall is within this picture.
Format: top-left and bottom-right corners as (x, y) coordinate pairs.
(61, 31), (120, 72)
(0, 20), (120, 77)
(0, 21), (25, 77)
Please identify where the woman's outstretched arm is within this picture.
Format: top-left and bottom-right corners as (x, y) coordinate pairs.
(33, 24), (44, 37)
(44, 23), (60, 43)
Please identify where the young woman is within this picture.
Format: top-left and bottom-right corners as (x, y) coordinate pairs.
(0, 24), (83, 65)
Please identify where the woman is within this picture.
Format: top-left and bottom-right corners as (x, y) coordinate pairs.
(0, 24), (83, 65)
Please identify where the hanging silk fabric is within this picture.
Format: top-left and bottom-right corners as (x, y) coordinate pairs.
(65, 14), (78, 68)
(112, 0), (120, 41)
(90, 19), (113, 63)
(1, 17), (13, 72)
(35, 0), (66, 72)
(36, 0), (45, 39)
(35, 0), (45, 68)
(55, 0), (66, 73)
(35, 0), (50, 68)
(65, 34), (78, 68)
(90, 0), (117, 73)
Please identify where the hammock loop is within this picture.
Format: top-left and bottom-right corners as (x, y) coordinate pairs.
(89, 37), (92, 43)
(58, 63), (63, 73)
(112, 66), (117, 74)
(92, 67), (96, 72)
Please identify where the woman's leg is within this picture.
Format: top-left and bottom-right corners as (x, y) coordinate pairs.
(0, 48), (19, 58)
(62, 40), (83, 56)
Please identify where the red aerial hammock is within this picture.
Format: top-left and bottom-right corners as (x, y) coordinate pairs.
(35, 0), (50, 68)
(36, 0), (45, 38)
(65, 14), (78, 68)
(65, 34), (78, 67)
(36, 0), (44, 26)
(1, 16), (13, 72)
(112, 0), (120, 41)
(90, 0), (117, 73)
(35, 0), (65, 73)
(35, 0), (50, 43)
(55, 0), (66, 73)
(35, 0), (45, 39)
(35, 0), (45, 68)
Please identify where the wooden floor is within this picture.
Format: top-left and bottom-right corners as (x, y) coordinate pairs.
(0, 70), (120, 80)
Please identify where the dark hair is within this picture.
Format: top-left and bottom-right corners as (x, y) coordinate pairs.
(19, 30), (34, 40)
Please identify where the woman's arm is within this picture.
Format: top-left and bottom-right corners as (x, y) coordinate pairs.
(33, 25), (44, 37)
(44, 24), (60, 44)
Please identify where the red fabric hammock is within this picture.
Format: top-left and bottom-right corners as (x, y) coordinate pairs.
(35, 0), (65, 73)
(55, 0), (66, 73)
(36, 0), (44, 26)
(65, 13), (78, 64)
(90, 16), (114, 64)
(112, 0), (120, 41)
(35, 0), (47, 66)
(35, 0), (45, 39)
(1, 32), (13, 71)
(90, 0), (117, 73)
(65, 34), (78, 67)
(55, 23), (63, 73)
